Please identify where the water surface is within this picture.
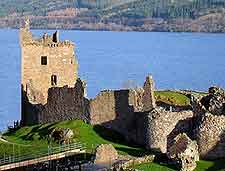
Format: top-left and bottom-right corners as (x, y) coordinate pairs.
(0, 29), (224, 130)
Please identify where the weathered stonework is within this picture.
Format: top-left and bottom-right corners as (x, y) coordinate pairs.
(94, 144), (118, 167)
(142, 75), (156, 111)
(168, 133), (199, 171)
(195, 113), (225, 159)
(20, 19), (87, 125)
(89, 89), (147, 145)
(191, 87), (225, 159)
(22, 79), (89, 125)
(200, 87), (225, 115)
(20, 18), (78, 105)
(145, 109), (194, 153)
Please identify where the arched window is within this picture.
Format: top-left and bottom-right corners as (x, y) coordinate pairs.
(51, 75), (57, 86)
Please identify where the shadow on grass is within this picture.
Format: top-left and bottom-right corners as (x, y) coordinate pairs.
(20, 123), (56, 141)
(206, 159), (225, 171)
(93, 125), (127, 144)
(4, 123), (56, 142)
(93, 125), (153, 157)
(154, 153), (178, 170)
(115, 146), (153, 157)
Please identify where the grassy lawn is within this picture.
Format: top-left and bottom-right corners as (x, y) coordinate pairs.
(155, 91), (190, 106)
(0, 120), (146, 158)
(1, 120), (225, 171)
(131, 162), (176, 171)
(130, 160), (225, 171)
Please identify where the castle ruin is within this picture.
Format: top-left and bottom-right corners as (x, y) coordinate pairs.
(20, 19), (225, 164)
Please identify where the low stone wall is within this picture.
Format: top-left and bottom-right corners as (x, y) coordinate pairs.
(22, 79), (89, 125)
(122, 155), (155, 169)
(196, 113), (225, 159)
(145, 109), (194, 153)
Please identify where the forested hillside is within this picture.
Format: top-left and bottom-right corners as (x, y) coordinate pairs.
(0, 0), (225, 32)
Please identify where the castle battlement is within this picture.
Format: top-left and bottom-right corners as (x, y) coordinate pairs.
(20, 23), (74, 48)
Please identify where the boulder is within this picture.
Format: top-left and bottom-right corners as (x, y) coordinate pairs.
(51, 128), (74, 144)
(167, 133), (199, 171)
(94, 144), (118, 168)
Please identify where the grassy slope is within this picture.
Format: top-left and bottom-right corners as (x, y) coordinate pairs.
(132, 162), (176, 171)
(1, 120), (146, 157)
(131, 160), (225, 171)
(155, 91), (191, 106)
(1, 120), (225, 170)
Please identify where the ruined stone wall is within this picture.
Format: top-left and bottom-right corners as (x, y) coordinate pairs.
(195, 113), (225, 159)
(22, 79), (89, 125)
(145, 109), (194, 153)
(89, 89), (148, 144)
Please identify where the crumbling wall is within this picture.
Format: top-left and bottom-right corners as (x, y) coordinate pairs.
(195, 113), (225, 159)
(145, 109), (194, 153)
(89, 89), (146, 144)
(22, 79), (89, 125)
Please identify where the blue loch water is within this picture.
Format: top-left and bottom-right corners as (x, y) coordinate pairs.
(0, 29), (225, 130)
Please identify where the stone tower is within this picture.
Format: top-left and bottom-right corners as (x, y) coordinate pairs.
(20, 18), (78, 105)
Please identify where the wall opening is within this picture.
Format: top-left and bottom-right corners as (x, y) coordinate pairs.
(41, 56), (47, 65)
(51, 75), (57, 86)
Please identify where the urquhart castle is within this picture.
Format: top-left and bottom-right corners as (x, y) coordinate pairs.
(20, 19), (225, 171)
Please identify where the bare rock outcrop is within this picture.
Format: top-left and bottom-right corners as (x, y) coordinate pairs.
(168, 133), (199, 171)
(94, 144), (118, 167)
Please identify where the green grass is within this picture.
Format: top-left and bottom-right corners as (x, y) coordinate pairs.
(195, 160), (225, 171)
(1, 120), (146, 158)
(131, 162), (176, 171)
(130, 160), (225, 171)
(1, 120), (225, 171)
(155, 91), (190, 106)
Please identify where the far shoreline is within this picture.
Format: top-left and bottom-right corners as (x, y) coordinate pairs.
(1, 27), (225, 35)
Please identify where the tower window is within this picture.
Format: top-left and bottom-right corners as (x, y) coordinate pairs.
(51, 75), (57, 86)
(41, 56), (47, 65)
